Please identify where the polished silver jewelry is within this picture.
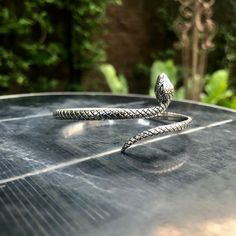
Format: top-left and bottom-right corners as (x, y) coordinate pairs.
(53, 73), (192, 153)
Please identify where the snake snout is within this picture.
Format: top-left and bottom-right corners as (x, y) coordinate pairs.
(155, 73), (174, 105)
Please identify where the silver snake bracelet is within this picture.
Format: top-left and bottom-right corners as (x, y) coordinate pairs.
(53, 73), (192, 153)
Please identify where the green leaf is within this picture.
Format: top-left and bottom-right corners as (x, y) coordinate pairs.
(219, 97), (236, 109)
(16, 74), (26, 85)
(229, 97), (236, 109)
(119, 74), (128, 94)
(100, 64), (128, 94)
(18, 18), (32, 26)
(203, 70), (229, 104)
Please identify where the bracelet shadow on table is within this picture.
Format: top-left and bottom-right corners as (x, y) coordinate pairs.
(61, 117), (194, 175)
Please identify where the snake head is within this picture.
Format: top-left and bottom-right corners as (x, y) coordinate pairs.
(155, 73), (174, 105)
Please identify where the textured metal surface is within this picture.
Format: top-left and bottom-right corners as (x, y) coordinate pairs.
(0, 93), (235, 236)
(53, 74), (192, 152)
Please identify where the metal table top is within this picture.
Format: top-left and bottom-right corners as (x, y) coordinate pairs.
(0, 92), (235, 236)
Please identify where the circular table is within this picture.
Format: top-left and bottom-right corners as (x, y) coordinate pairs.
(0, 92), (235, 236)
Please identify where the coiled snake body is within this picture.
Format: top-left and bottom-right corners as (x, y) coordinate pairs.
(53, 73), (192, 152)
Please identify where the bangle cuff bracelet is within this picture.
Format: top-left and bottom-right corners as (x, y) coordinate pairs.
(53, 73), (192, 153)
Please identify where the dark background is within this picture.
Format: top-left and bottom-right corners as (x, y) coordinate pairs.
(0, 0), (235, 96)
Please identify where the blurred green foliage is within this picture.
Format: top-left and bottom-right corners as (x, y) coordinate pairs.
(101, 60), (236, 110)
(150, 61), (236, 109)
(0, 0), (119, 93)
(100, 64), (128, 94)
(101, 60), (185, 99)
(0, 0), (235, 110)
(202, 70), (236, 109)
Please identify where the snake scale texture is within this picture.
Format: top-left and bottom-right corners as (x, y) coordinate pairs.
(53, 73), (192, 152)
